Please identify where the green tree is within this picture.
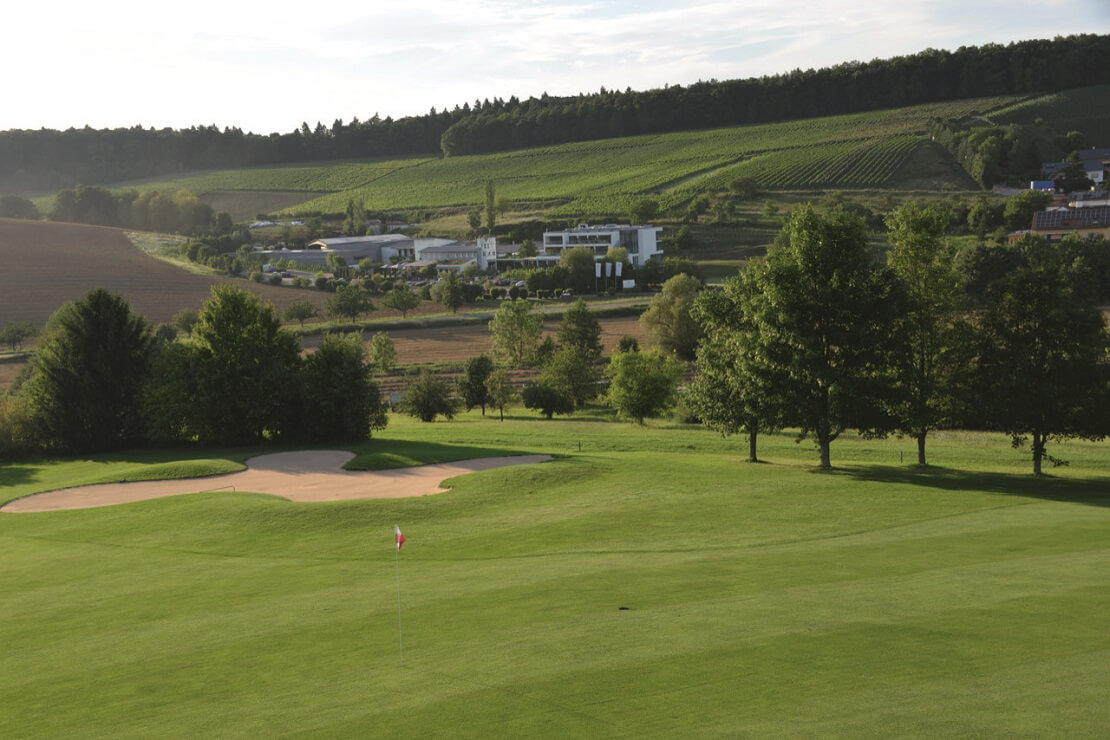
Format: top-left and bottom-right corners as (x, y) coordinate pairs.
(1054, 151), (1095, 193)
(485, 368), (518, 421)
(457, 354), (495, 414)
(0, 320), (35, 351)
(518, 239), (538, 258)
(522, 380), (574, 420)
(557, 298), (602, 357)
(629, 196), (659, 224)
(0, 195), (40, 220)
(541, 344), (600, 408)
(640, 273), (702, 360)
(559, 246), (597, 294)
(189, 285), (302, 444)
(970, 238), (1109, 475)
(483, 180), (497, 233)
(441, 270), (464, 314)
(688, 268), (781, 462)
(328, 284), (375, 321)
(383, 284), (421, 318)
(297, 333), (387, 442)
(171, 309), (199, 336)
(467, 208), (482, 234)
(489, 300), (543, 367)
(749, 205), (900, 469)
(368, 331), (397, 375)
(1003, 190), (1052, 231)
(605, 349), (685, 424)
(21, 289), (152, 453)
(342, 199), (366, 235)
(885, 203), (963, 464)
(400, 369), (458, 422)
(283, 300), (319, 328)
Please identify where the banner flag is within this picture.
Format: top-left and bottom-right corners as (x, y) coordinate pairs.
(615, 262), (623, 277)
(605, 262), (612, 277)
(595, 262), (602, 278)
(394, 524), (405, 551)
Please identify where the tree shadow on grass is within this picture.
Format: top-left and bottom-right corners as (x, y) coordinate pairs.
(835, 464), (1110, 508)
(0, 464), (37, 488)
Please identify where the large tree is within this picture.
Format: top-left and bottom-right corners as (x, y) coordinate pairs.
(557, 299), (602, 358)
(457, 354), (495, 414)
(297, 333), (387, 442)
(190, 285), (302, 444)
(688, 267), (781, 462)
(605, 349), (685, 424)
(970, 238), (1109, 474)
(383, 284), (421, 318)
(750, 205), (900, 469)
(640, 272), (702, 360)
(328, 284), (375, 321)
(885, 203), (963, 465)
(440, 270), (464, 314)
(485, 368), (518, 421)
(489, 300), (543, 367)
(21, 289), (153, 453)
(559, 247), (597, 294)
(540, 344), (600, 409)
(400, 370), (458, 422)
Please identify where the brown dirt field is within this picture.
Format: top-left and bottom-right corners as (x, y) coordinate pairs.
(0, 218), (333, 328)
(1, 450), (554, 512)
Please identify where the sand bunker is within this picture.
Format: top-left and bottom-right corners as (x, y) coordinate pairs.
(2, 450), (553, 513)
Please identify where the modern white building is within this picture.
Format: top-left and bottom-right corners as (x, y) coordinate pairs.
(541, 224), (663, 266)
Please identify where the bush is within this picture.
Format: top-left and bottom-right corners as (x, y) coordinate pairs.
(315, 275), (330, 290)
(267, 274), (283, 286)
(250, 271), (265, 283)
(671, 392), (702, 424)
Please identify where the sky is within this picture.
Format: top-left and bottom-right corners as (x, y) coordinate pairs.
(4, 0), (1108, 135)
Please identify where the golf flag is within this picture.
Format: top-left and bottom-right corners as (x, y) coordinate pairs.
(394, 524), (405, 551)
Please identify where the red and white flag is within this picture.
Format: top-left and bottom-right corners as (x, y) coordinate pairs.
(394, 524), (405, 551)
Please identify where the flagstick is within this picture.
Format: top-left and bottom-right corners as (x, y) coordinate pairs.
(395, 545), (404, 667)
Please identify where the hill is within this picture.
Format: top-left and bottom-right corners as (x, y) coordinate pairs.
(3, 34), (1108, 193)
(65, 94), (1014, 224)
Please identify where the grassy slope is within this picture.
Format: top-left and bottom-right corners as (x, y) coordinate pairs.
(1, 413), (1107, 737)
(54, 95), (1022, 222)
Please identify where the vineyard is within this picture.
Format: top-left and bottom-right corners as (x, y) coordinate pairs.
(80, 94), (1027, 221)
(989, 84), (1110, 145)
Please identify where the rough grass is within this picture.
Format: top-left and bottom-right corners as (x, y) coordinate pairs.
(1, 413), (1107, 736)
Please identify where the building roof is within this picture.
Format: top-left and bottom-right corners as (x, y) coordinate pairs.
(308, 236), (413, 250)
(1032, 206), (1110, 230)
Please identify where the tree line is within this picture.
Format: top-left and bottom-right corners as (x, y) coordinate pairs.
(685, 204), (1109, 474)
(0, 286), (388, 456)
(2, 35), (1106, 192)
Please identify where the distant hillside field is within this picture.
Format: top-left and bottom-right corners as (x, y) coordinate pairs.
(83, 95), (1023, 221)
(0, 219), (331, 327)
(990, 84), (1110, 145)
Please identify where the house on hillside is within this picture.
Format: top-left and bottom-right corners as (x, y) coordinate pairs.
(1069, 190), (1110, 208)
(1042, 147), (1110, 187)
(541, 224), (663, 266)
(1029, 206), (1110, 241)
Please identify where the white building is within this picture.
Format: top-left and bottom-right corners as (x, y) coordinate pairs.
(541, 224), (663, 266)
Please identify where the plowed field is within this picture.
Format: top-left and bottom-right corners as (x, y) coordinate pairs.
(0, 219), (331, 327)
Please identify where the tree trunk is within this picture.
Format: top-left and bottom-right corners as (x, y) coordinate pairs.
(819, 439), (831, 470)
(498, 405), (504, 422)
(1032, 431), (1044, 476)
(748, 430), (758, 463)
(917, 432), (927, 466)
